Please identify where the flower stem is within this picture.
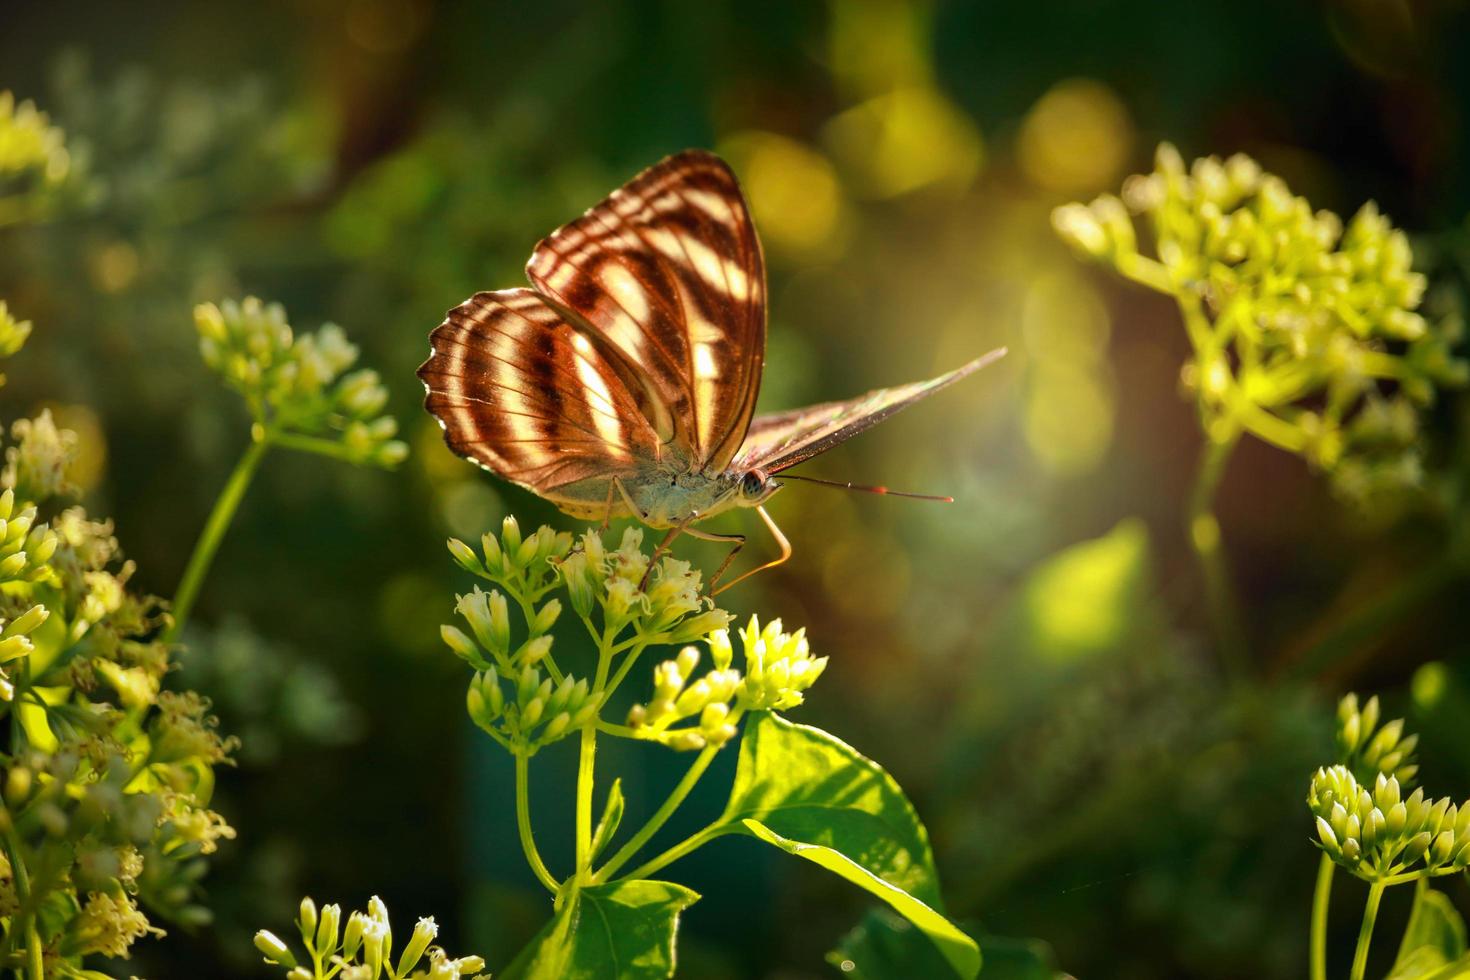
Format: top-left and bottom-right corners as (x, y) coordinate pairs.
(575, 628), (618, 877)
(575, 724), (596, 876)
(595, 739), (726, 882)
(618, 823), (727, 883)
(167, 436), (269, 642)
(1310, 852), (1334, 980)
(1350, 881), (1385, 980)
(515, 752), (558, 893)
(1188, 425), (1248, 681)
(1, 822), (43, 980)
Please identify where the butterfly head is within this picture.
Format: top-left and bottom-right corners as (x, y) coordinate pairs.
(737, 467), (781, 507)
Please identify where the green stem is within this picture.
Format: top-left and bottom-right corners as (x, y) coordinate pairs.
(1188, 425), (1248, 682)
(166, 436), (269, 642)
(618, 823), (727, 883)
(595, 738), (726, 882)
(574, 723), (597, 876)
(268, 431), (365, 464)
(1, 822), (43, 980)
(575, 628), (618, 877)
(1310, 852), (1334, 980)
(515, 752), (559, 893)
(1350, 881), (1386, 980)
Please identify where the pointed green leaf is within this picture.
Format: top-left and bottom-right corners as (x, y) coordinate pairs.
(1390, 887), (1470, 980)
(501, 879), (699, 980)
(590, 778), (625, 863)
(745, 821), (978, 979)
(719, 712), (978, 978)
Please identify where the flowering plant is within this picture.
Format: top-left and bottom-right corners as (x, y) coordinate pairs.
(1307, 694), (1470, 980)
(428, 518), (978, 978)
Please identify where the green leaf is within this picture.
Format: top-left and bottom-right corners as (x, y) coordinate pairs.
(501, 879), (699, 980)
(590, 778), (625, 863)
(1389, 886), (1470, 980)
(721, 712), (978, 979)
(829, 909), (1061, 980)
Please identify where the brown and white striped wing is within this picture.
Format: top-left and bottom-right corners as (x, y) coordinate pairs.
(526, 149), (766, 473)
(418, 289), (661, 511)
(733, 350), (1006, 474)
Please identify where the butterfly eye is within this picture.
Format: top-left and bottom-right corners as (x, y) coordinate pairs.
(740, 469), (768, 500)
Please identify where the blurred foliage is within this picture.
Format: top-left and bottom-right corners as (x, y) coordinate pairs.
(2, 0), (1470, 977)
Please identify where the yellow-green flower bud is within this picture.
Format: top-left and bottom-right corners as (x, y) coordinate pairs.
(532, 598), (562, 635)
(560, 552), (596, 617)
(522, 696), (545, 728)
(500, 516), (522, 560)
(676, 645), (700, 677)
(519, 635), (553, 667)
(479, 529), (503, 574)
(3, 604), (46, 638)
(1404, 832), (1433, 865)
(343, 911), (367, 958)
(668, 731), (706, 752)
(256, 930), (296, 967)
(441, 625), (483, 667)
(316, 903), (342, 955)
(1431, 831), (1455, 866)
(708, 629), (733, 670)
(542, 712), (571, 741)
(447, 538), (481, 575)
(397, 917), (438, 976)
(298, 897), (318, 939)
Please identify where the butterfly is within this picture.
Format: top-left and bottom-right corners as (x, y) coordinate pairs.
(418, 149), (1004, 593)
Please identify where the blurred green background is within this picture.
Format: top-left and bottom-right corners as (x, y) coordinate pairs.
(6, 0), (1470, 976)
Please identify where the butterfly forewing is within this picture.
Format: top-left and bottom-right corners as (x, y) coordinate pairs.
(734, 350), (1006, 474)
(526, 150), (766, 472)
(418, 289), (661, 509)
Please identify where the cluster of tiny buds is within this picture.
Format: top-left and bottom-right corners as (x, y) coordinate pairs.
(0, 487), (58, 583)
(627, 644), (742, 750)
(447, 515), (572, 600)
(0, 488), (56, 700)
(1336, 692), (1418, 785)
(556, 527), (730, 641)
(0, 299), (32, 364)
(194, 297), (407, 467)
(255, 896), (485, 980)
(1310, 766), (1470, 881)
(442, 585), (560, 671)
(466, 662), (599, 749)
(627, 616), (829, 751)
(0, 90), (71, 185)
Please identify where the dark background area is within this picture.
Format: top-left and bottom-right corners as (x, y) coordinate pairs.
(6, 1), (1470, 976)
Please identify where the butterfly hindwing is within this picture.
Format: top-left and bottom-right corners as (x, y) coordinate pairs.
(526, 149), (766, 472)
(418, 288), (661, 511)
(734, 350), (1006, 474)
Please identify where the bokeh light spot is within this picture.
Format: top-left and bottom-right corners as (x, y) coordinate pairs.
(1024, 365), (1114, 476)
(719, 132), (849, 258)
(1017, 78), (1133, 195)
(1412, 661), (1448, 709)
(824, 86), (984, 198)
(43, 402), (107, 494)
(1020, 274), (1115, 475)
(1023, 519), (1149, 662)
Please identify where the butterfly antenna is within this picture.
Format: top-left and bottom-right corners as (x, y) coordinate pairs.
(778, 472), (954, 502)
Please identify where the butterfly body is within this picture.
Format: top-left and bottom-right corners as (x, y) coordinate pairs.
(419, 149), (1002, 590)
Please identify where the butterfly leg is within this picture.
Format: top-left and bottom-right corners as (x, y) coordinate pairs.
(640, 525), (685, 589)
(599, 479), (618, 531)
(699, 506), (793, 596)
